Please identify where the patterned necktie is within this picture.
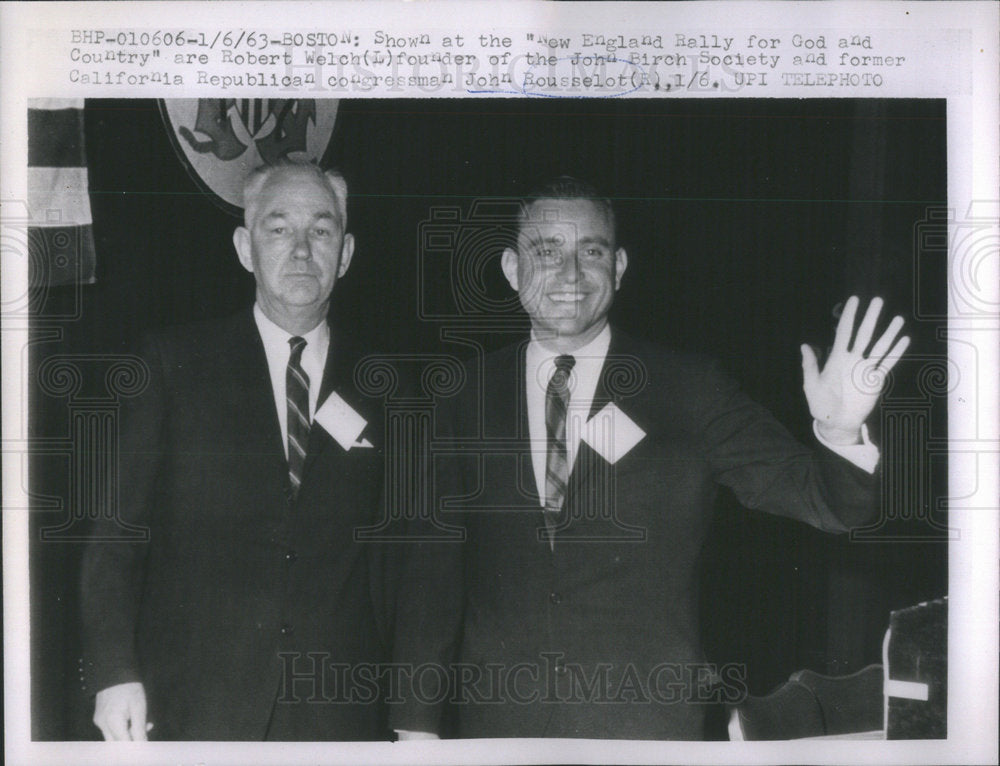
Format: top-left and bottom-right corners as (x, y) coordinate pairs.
(543, 354), (576, 547)
(286, 336), (311, 498)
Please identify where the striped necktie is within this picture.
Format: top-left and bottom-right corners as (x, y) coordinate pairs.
(543, 354), (576, 548)
(286, 336), (311, 498)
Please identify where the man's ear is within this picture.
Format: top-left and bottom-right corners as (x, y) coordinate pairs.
(337, 233), (356, 277)
(233, 227), (253, 273)
(501, 247), (520, 291)
(614, 247), (628, 290)
(326, 173), (349, 223)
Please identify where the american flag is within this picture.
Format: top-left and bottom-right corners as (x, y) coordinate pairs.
(27, 99), (96, 286)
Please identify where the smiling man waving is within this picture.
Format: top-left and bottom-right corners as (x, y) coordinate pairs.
(392, 175), (909, 740)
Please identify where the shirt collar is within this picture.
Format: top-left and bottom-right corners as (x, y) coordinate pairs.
(528, 324), (611, 365)
(252, 303), (330, 360)
(526, 324), (612, 390)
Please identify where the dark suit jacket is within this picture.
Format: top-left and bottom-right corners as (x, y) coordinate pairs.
(80, 308), (391, 740)
(390, 329), (878, 740)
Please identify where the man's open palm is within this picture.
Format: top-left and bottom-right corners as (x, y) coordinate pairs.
(801, 296), (910, 445)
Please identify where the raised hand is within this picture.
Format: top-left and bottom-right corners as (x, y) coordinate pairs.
(800, 296), (910, 445)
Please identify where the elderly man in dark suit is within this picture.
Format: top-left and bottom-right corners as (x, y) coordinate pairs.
(81, 160), (390, 741)
(392, 176), (909, 740)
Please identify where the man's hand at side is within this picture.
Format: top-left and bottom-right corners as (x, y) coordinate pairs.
(396, 730), (441, 740)
(801, 295), (910, 446)
(94, 681), (149, 741)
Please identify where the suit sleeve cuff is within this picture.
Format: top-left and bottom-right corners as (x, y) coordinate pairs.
(813, 421), (880, 474)
(85, 661), (142, 697)
(388, 703), (443, 737)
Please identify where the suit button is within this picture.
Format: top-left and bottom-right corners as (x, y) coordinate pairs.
(280, 623), (293, 636)
(549, 592), (561, 605)
(285, 551), (297, 562)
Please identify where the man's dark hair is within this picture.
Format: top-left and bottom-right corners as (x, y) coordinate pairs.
(519, 175), (618, 244)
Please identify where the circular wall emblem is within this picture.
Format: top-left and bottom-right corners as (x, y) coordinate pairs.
(159, 99), (339, 217)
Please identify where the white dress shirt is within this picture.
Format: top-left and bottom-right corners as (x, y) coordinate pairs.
(523, 325), (879, 508)
(526, 326), (612, 507)
(253, 304), (330, 459)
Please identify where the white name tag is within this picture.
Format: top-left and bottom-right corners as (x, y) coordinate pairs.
(885, 679), (929, 701)
(580, 402), (646, 464)
(313, 392), (369, 451)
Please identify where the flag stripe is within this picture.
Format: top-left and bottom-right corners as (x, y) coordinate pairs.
(30, 98), (84, 111)
(28, 108), (87, 167)
(28, 167), (95, 226)
(27, 99), (96, 287)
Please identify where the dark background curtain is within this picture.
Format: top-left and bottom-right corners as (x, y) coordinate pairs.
(29, 97), (948, 739)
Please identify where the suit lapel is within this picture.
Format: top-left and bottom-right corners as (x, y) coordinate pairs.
(559, 329), (636, 538)
(315, 326), (344, 412)
(487, 340), (547, 548)
(566, 328), (629, 490)
(588, 328), (629, 420)
(511, 341), (542, 506)
(478, 340), (541, 509)
(299, 328), (357, 484)
(225, 309), (288, 487)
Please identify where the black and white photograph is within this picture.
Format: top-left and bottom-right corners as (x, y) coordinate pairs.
(2, 3), (997, 765)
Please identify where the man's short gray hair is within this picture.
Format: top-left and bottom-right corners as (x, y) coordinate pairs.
(242, 159), (349, 229)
